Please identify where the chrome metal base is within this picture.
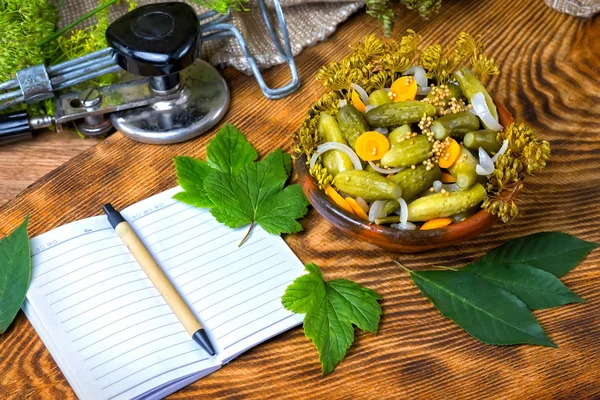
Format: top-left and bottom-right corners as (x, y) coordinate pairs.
(109, 60), (229, 144)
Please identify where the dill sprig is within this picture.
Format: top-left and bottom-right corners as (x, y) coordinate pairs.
(189, 0), (248, 13)
(0, 0), (58, 82)
(483, 123), (551, 222)
(364, 0), (442, 36)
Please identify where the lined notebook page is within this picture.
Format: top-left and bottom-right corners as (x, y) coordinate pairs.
(121, 187), (305, 364)
(23, 186), (305, 400)
(25, 216), (218, 400)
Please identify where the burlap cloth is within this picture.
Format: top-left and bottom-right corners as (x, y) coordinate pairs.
(57, 0), (598, 73)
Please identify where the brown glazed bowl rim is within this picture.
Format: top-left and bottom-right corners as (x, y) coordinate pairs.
(295, 100), (517, 253)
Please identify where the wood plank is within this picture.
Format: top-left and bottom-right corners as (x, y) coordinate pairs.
(0, 1), (599, 399)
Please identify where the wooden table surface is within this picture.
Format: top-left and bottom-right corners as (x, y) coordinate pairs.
(1, 1), (599, 398)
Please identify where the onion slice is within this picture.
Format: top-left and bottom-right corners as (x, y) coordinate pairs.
(433, 180), (458, 193)
(374, 127), (389, 135)
(339, 99), (347, 107)
(397, 197), (408, 225)
(368, 161), (404, 175)
(350, 83), (369, 105)
(366, 105), (376, 112)
(369, 200), (388, 222)
(404, 66), (430, 95)
(309, 142), (363, 171)
(491, 139), (509, 163)
(476, 147), (495, 176)
(355, 197), (369, 214)
(471, 92), (503, 131)
(391, 222), (417, 231)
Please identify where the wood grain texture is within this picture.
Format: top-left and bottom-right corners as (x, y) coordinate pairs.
(0, 130), (101, 206)
(1, 0), (599, 398)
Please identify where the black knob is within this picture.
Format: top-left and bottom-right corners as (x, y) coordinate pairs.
(0, 111), (32, 145)
(106, 2), (201, 78)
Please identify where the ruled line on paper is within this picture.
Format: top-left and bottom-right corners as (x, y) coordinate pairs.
(58, 285), (157, 319)
(38, 250), (131, 289)
(190, 262), (287, 304)
(210, 295), (286, 331)
(223, 314), (297, 351)
(45, 265), (140, 298)
(78, 321), (180, 353)
(106, 358), (208, 400)
(66, 297), (165, 333)
(35, 243), (125, 278)
(90, 338), (190, 372)
(217, 306), (286, 341)
(84, 330), (184, 362)
(133, 203), (189, 230)
(31, 227), (113, 258)
(160, 230), (241, 265)
(168, 234), (258, 276)
(95, 339), (194, 380)
(51, 277), (150, 307)
(153, 223), (223, 255)
(34, 235), (116, 268)
(143, 210), (208, 240)
(101, 350), (206, 391)
(74, 311), (175, 344)
(184, 255), (280, 298)
(202, 280), (293, 322)
(176, 241), (271, 286)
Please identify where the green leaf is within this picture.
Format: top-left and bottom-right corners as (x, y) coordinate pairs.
(0, 216), (31, 334)
(473, 232), (598, 277)
(206, 124), (258, 174)
(464, 262), (585, 310)
(173, 156), (214, 208)
(282, 263), (382, 375)
(408, 270), (556, 347)
(204, 148), (309, 244)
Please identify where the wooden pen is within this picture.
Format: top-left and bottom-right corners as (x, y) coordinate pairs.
(103, 203), (216, 356)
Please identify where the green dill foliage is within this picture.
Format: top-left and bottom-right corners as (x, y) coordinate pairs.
(420, 32), (500, 84)
(483, 123), (551, 222)
(0, 0), (58, 81)
(364, 0), (442, 36)
(189, 0), (248, 13)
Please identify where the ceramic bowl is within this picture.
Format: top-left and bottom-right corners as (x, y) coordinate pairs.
(296, 100), (517, 253)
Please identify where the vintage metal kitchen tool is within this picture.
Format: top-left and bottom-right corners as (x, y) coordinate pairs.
(0, 1), (299, 145)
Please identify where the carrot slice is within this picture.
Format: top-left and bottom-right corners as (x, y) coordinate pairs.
(438, 139), (461, 168)
(440, 172), (456, 183)
(352, 90), (367, 112)
(325, 185), (354, 214)
(355, 131), (390, 161)
(345, 197), (369, 220)
(389, 76), (418, 102)
(421, 218), (453, 230)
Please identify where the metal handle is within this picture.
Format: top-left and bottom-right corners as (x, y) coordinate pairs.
(0, 111), (32, 145)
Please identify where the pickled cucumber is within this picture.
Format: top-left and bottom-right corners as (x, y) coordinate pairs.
(463, 129), (502, 154)
(448, 145), (478, 190)
(333, 170), (402, 201)
(318, 112), (354, 176)
(380, 135), (432, 168)
(430, 111), (480, 140)
(336, 104), (370, 148)
(388, 125), (412, 146)
(368, 89), (392, 107)
(407, 183), (487, 221)
(365, 101), (436, 128)
(389, 165), (442, 202)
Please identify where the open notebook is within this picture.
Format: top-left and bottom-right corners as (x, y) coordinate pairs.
(23, 187), (305, 400)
